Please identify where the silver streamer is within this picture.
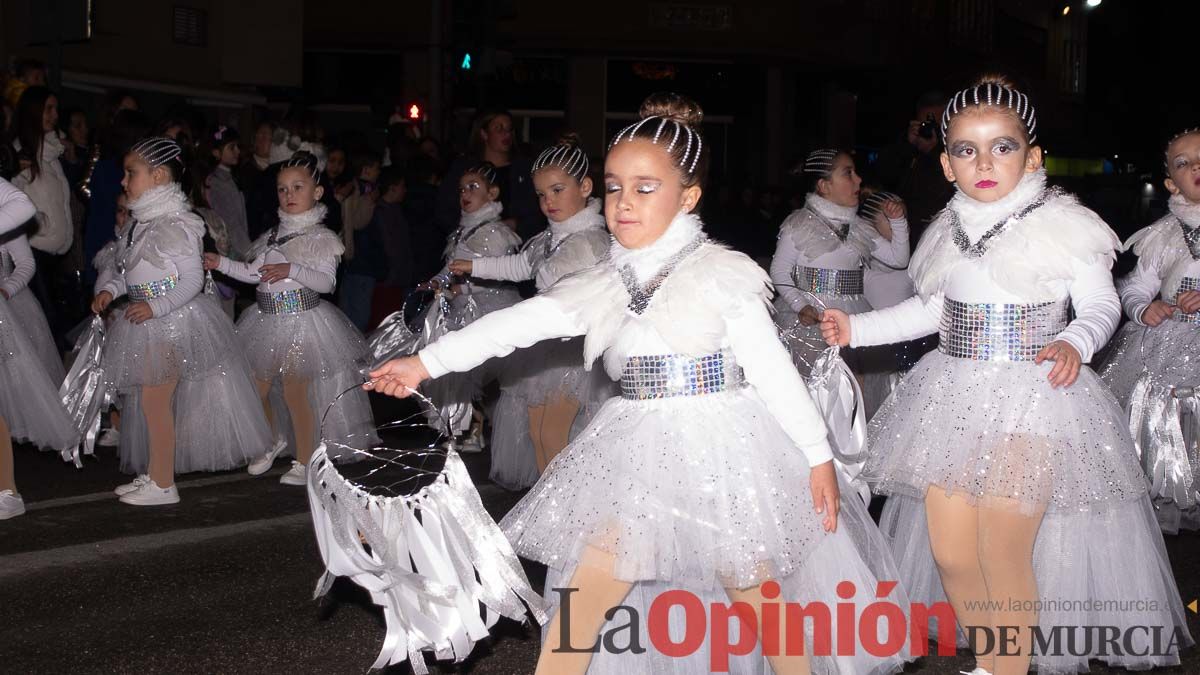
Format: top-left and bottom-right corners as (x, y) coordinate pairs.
(58, 316), (112, 467)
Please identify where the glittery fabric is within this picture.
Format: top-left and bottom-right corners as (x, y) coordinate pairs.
(234, 300), (378, 454)
(773, 292), (872, 378)
(127, 274), (179, 302)
(255, 287), (321, 314)
(938, 298), (1068, 361)
(863, 348), (1146, 514)
(101, 293), (272, 472)
(791, 265), (865, 297)
(1099, 318), (1200, 532)
(2, 287), (63, 383)
(0, 297), (77, 451)
(1173, 276), (1199, 323)
(619, 351), (743, 400)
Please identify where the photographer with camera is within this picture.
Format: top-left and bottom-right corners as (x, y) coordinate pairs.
(870, 91), (955, 245)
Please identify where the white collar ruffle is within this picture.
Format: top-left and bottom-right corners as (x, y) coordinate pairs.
(277, 203), (328, 234)
(1168, 193), (1200, 229)
(805, 193), (858, 224)
(549, 197), (606, 244)
(607, 210), (704, 284)
(130, 183), (192, 224)
(949, 168), (1047, 238)
(459, 201), (503, 230)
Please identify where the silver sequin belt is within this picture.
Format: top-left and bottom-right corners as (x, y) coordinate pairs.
(256, 287), (321, 314)
(1172, 277), (1199, 324)
(620, 351), (745, 400)
(791, 265), (864, 297)
(938, 298), (1069, 362)
(128, 275), (178, 302)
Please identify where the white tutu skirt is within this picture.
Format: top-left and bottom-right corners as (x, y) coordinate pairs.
(7, 287), (64, 384)
(101, 294), (272, 473)
(503, 386), (910, 673)
(1099, 320), (1200, 532)
(0, 298), (76, 451)
(774, 294), (872, 378)
(866, 350), (1193, 671)
(234, 301), (378, 458)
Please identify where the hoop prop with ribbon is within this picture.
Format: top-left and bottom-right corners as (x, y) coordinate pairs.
(58, 315), (112, 467)
(306, 383), (548, 673)
(775, 286), (872, 504)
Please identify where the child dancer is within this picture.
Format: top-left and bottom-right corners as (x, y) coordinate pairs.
(370, 93), (908, 675)
(448, 134), (611, 487)
(1099, 127), (1200, 534)
(92, 137), (271, 505)
(205, 152), (376, 485)
(771, 150), (909, 380)
(822, 76), (1191, 674)
(424, 162), (522, 450)
(0, 225), (64, 383)
(0, 176), (77, 519)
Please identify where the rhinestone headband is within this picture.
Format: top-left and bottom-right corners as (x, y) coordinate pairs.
(609, 116), (703, 177)
(130, 136), (182, 168)
(859, 191), (900, 221)
(281, 152), (321, 181)
(941, 83), (1038, 144)
(801, 149), (839, 176)
(533, 142), (589, 182)
(1164, 127), (1200, 172)
(464, 162), (498, 185)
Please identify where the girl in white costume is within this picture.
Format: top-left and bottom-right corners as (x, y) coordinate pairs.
(93, 137), (272, 506)
(822, 75), (1192, 674)
(205, 152), (377, 486)
(0, 228), (63, 383)
(0, 177), (77, 520)
(423, 162), (522, 449)
(771, 150), (910, 393)
(449, 134), (612, 488)
(1099, 127), (1200, 533)
(370, 93), (909, 675)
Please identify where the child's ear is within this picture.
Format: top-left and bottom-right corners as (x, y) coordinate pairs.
(579, 176), (593, 199)
(1165, 177), (1180, 196)
(681, 185), (702, 213)
(151, 165), (172, 186)
(314, 184), (325, 201)
(488, 184), (500, 201)
(1024, 145), (1044, 173)
(212, 148), (221, 161)
(939, 152), (956, 183)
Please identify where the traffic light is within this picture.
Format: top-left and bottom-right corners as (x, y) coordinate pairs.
(408, 103), (422, 121)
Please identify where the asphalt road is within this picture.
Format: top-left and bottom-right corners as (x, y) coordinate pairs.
(1, 394), (1197, 674)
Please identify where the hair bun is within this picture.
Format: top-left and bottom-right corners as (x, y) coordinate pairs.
(972, 72), (1020, 90)
(638, 92), (704, 128)
(556, 131), (583, 148)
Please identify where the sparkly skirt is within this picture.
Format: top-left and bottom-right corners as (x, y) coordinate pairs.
(6, 287), (64, 384)
(0, 297), (76, 452)
(774, 293), (872, 378)
(504, 385), (911, 673)
(101, 294), (272, 473)
(1099, 320), (1200, 533)
(234, 301), (378, 458)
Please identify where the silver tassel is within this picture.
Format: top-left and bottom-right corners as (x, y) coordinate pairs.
(58, 316), (110, 467)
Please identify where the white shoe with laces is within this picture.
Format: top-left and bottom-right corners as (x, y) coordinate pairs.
(97, 428), (120, 447)
(248, 439), (288, 476)
(279, 461), (307, 486)
(118, 479), (180, 506)
(114, 474), (151, 497)
(960, 668), (994, 675)
(0, 490), (25, 520)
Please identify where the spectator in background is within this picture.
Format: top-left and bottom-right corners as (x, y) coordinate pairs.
(436, 109), (544, 241)
(3, 59), (46, 108)
(82, 109), (150, 290)
(403, 153), (444, 283)
(338, 161), (388, 332)
(58, 106), (91, 186)
(870, 91), (955, 245)
(369, 167), (413, 326)
(325, 146), (351, 197)
(339, 150), (381, 265)
(205, 125), (253, 261)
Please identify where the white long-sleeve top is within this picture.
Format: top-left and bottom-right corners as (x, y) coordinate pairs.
(100, 184), (206, 318)
(11, 132), (73, 255)
(770, 194), (909, 312)
(216, 203), (342, 294)
(848, 170), (1122, 363)
(419, 211), (835, 467)
(1118, 194), (1200, 325)
(471, 197), (609, 291)
(0, 233), (35, 298)
(0, 177), (36, 237)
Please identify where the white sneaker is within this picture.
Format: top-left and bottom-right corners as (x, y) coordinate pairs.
(97, 428), (120, 447)
(114, 474), (151, 497)
(0, 490), (25, 520)
(960, 668), (993, 675)
(279, 461), (307, 486)
(248, 439), (288, 476)
(118, 479), (180, 506)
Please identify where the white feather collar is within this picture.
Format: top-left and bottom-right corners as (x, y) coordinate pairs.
(607, 210), (704, 284)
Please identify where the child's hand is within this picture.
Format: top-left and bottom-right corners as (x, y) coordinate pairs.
(202, 252), (222, 271)
(124, 301), (154, 324)
(809, 461), (840, 532)
(820, 309), (852, 346)
(1141, 300), (1176, 327)
(1035, 339), (1081, 388)
(0, 289), (8, 300)
(881, 198), (907, 220)
(364, 356), (431, 398)
(1176, 290), (1200, 315)
(92, 291), (113, 314)
(448, 259), (473, 276)
(798, 305), (821, 326)
(258, 263), (291, 284)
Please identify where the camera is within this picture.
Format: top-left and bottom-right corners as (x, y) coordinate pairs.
(917, 114), (937, 140)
